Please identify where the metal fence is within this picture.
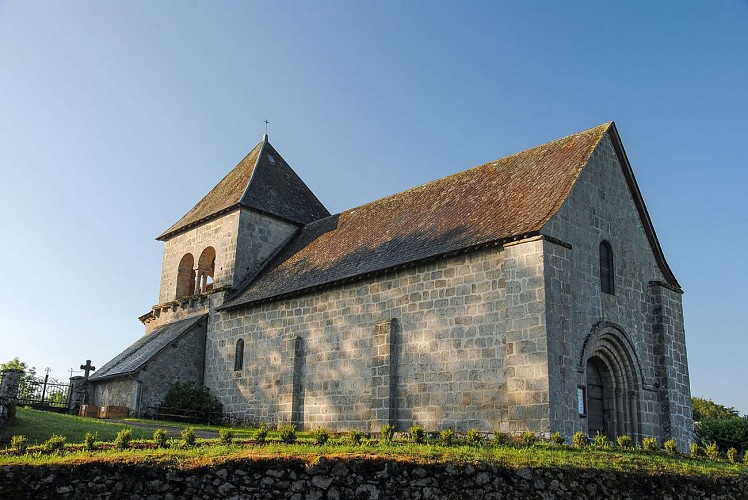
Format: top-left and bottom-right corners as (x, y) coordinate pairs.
(16, 374), (71, 412)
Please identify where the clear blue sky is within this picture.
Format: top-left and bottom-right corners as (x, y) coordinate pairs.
(1, 1), (746, 414)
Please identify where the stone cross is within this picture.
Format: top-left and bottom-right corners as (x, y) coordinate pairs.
(80, 360), (95, 378)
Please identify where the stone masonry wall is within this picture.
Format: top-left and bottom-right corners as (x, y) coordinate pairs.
(206, 239), (550, 434)
(89, 318), (207, 416)
(540, 133), (693, 446)
(2, 458), (746, 500)
(158, 209), (297, 305)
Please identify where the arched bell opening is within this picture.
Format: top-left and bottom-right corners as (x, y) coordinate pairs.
(176, 253), (196, 298)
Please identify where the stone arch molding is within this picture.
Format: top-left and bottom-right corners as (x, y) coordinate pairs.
(578, 322), (644, 441)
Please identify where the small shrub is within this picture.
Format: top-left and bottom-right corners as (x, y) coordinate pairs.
(663, 439), (677, 455)
(279, 424), (297, 444)
(705, 442), (719, 461)
(10, 435), (28, 454)
(159, 382), (223, 423)
(550, 432), (565, 446)
(181, 427), (197, 447)
(113, 429), (132, 450)
(465, 428), (482, 447)
(572, 431), (587, 448)
(521, 431), (537, 447)
(492, 432), (511, 447)
(381, 423), (396, 443)
(690, 442), (699, 458)
(255, 422), (268, 443)
(743, 450), (748, 466)
(153, 429), (169, 448)
(592, 432), (609, 449)
(218, 428), (234, 445)
(83, 432), (97, 451)
(616, 435), (632, 449)
(349, 428), (365, 445)
(313, 427), (330, 445)
(727, 447), (738, 464)
(440, 429), (456, 446)
(642, 437), (657, 452)
(408, 424), (425, 444)
(43, 434), (66, 454)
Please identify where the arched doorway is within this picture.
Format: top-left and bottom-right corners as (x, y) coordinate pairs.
(581, 326), (642, 442)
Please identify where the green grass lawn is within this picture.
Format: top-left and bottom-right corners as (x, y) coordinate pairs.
(1, 408), (747, 480)
(0, 408), (155, 444)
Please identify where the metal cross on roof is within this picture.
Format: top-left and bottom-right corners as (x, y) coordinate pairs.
(80, 359), (96, 378)
(264, 119), (270, 135)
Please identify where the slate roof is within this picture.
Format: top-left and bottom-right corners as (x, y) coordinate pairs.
(158, 137), (329, 240)
(222, 123), (614, 309)
(89, 315), (207, 382)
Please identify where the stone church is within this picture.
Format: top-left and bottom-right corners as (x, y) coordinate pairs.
(88, 122), (693, 446)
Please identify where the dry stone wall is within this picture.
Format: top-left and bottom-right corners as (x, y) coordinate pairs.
(1, 458), (745, 499)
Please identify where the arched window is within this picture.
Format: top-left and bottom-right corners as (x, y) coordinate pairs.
(176, 253), (195, 298)
(234, 339), (244, 371)
(196, 247), (216, 294)
(599, 240), (614, 295)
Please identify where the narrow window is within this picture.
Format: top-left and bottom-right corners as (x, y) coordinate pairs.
(600, 240), (614, 295)
(234, 339), (244, 371)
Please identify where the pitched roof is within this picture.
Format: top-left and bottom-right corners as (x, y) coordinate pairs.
(89, 315), (207, 382)
(158, 137), (329, 240)
(222, 123), (612, 309)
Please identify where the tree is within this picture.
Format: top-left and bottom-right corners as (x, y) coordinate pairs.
(692, 396), (740, 421)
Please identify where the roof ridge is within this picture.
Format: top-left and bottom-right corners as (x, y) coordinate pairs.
(316, 122), (613, 223)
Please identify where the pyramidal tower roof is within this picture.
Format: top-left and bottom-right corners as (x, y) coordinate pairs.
(158, 135), (330, 240)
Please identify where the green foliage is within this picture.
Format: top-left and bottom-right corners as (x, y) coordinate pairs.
(43, 434), (66, 454)
(690, 442), (699, 458)
(440, 429), (456, 446)
(727, 447), (738, 464)
(492, 432), (511, 447)
(465, 428), (482, 447)
(380, 423), (396, 443)
(408, 424), (424, 444)
(642, 437), (657, 452)
(616, 435), (632, 449)
(664, 439), (677, 455)
(692, 397), (740, 421)
(83, 432), (97, 451)
(521, 431), (537, 447)
(10, 435), (27, 454)
(705, 442), (720, 461)
(218, 428), (234, 445)
(254, 422), (268, 443)
(159, 382), (223, 422)
(572, 432), (587, 448)
(312, 427), (330, 445)
(744, 450), (748, 466)
(592, 433), (609, 450)
(279, 424), (297, 444)
(696, 417), (748, 454)
(348, 428), (365, 445)
(181, 427), (197, 447)
(550, 432), (564, 446)
(153, 429), (169, 448)
(113, 428), (132, 450)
